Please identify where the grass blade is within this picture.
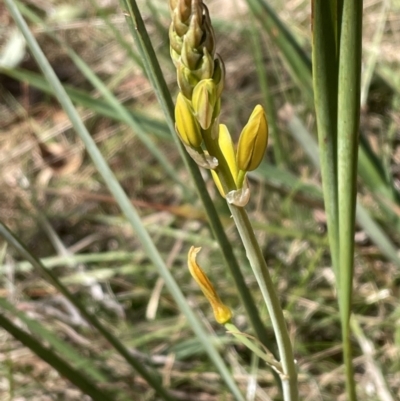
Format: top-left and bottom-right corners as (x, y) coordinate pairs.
(337, 2), (363, 399)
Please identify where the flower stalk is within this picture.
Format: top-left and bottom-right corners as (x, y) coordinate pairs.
(171, 1), (298, 399)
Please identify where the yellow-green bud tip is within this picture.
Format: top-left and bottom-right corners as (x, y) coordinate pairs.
(192, 79), (218, 130)
(175, 92), (203, 148)
(188, 246), (232, 324)
(236, 105), (268, 172)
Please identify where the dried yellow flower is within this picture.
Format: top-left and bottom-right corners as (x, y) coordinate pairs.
(188, 246), (232, 324)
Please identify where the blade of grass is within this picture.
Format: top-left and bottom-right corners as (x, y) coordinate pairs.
(3, 1), (243, 398)
(311, 0), (340, 287)
(280, 106), (400, 269)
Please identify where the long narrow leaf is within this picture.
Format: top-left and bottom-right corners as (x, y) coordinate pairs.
(337, 2), (363, 399)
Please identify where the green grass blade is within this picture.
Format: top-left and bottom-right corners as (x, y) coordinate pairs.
(337, 2), (363, 399)
(0, 312), (115, 401)
(311, 0), (340, 284)
(281, 106), (400, 269)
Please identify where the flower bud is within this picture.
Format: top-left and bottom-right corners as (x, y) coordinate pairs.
(211, 124), (238, 197)
(192, 79), (217, 130)
(172, 8), (189, 36)
(181, 39), (202, 70)
(169, 24), (183, 57)
(198, 47), (214, 80)
(212, 56), (225, 98)
(202, 6), (216, 56)
(186, 12), (203, 49)
(188, 246), (232, 325)
(177, 63), (199, 99)
(236, 105), (268, 172)
(175, 92), (202, 148)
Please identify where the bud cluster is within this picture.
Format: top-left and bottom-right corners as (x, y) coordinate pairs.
(170, 0), (268, 207)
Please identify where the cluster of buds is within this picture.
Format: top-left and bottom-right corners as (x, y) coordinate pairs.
(169, 0), (268, 208)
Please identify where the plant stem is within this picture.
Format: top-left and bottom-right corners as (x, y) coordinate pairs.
(228, 205), (298, 401)
(337, 1), (363, 399)
(224, 322), (282, 371)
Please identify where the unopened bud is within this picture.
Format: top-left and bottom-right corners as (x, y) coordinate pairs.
(186, 13), (203, 49)
(198, 47), (214, 80)
(177, 63), (199, 99)
(188, 246), (232, 325)
(192, 79), (217, 130)
(236, 105), (268, 172)
(181, 39), (202, 70)
(212, 56), (225, 98)
(211, 124), (238, 197)
(175, 92), (202, 148)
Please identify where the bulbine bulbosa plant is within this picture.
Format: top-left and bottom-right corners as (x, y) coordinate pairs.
(169, 1), (298, 400)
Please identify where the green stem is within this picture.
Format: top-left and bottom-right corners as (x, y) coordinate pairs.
(337, 1), (363, 400)
(225, 323), (282, 371)
(227, 206), (298, 401)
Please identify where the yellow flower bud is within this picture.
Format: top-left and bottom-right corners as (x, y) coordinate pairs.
(236, 105), (268, 172)
(192, 79), (217, 130)
(175, 92), (203, 148)
(211, 124), (238, 197)
(188, 246), (232, 325)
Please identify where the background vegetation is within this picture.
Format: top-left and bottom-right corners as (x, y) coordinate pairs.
(0, 0), (399, 400)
